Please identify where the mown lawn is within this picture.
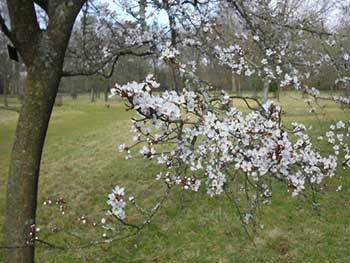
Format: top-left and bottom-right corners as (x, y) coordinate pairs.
(0, 92), (350, 262)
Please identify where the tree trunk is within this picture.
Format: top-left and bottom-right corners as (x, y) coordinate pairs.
(104, 87), (108, 102)
(275, 86), (280, 101)
(91, 87), (95, 103)
(237, 79), (241, 96)
(170, 66), (178, 92)
(232, 74), (241, 96)
(152, 56), (158, 77)
(341, 83), (349, 110)
(140, 0), (147, 32)
(262, 80), (269, 103)
(3, 1), (85, 262)
(70, 81), (77, 100)
(346, 84), (349, 110)
(4, 64), (61, 262)
(231, 73), (236, 95)
(4, 77), (8, 108)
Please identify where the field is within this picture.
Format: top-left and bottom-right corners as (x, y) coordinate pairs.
(0, 92), (350, 262)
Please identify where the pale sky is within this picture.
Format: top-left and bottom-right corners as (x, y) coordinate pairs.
(101, 0), (169, 25)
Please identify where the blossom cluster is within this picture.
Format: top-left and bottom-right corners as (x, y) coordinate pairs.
(110, 75), (344, 223)
(105, 0), (350, 228)
(107, 185), (127, 220)
(320, 120), (350, 167)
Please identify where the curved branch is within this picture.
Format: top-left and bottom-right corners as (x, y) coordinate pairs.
(62, 50), (153, 78)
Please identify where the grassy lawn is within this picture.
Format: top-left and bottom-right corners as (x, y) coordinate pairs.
(0, 92), (350, 262)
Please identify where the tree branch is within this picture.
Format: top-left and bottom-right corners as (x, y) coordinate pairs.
(47, 0), (87, 48)
(62, 50), (153, 78)
(6, 0), (42, 65)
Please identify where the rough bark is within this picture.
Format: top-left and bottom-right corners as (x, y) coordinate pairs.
(4, 59), (61, 263)
(3, 1), (86, 262)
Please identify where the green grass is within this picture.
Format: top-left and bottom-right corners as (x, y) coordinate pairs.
(0, 92), (350, 262)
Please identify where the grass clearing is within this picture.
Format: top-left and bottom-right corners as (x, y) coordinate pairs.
(0, 92), (350, 262)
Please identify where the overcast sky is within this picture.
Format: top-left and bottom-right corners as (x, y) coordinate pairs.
(102, 0), (169, 25)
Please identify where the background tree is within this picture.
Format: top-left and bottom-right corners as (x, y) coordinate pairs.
(61, 1), (156, 103)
